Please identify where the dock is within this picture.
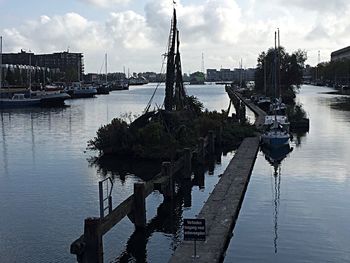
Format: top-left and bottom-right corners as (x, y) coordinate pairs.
(168, 88), (264, 262)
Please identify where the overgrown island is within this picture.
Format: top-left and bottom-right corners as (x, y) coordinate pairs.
(88, 11), (308, 161)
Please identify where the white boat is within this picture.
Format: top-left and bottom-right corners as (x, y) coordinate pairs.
(264, 115), (290, 132)
(65, 82), (97, 98)
(0, 93), (41, 108)
(261, 120), (290, 147)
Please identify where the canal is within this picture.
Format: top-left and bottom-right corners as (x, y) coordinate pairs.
(224, 85), (350, 262)
(1, 84), (349, 262)
(0, 84), (234, 263)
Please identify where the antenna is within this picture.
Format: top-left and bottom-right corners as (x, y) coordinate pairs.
(318, 50), (320, 65)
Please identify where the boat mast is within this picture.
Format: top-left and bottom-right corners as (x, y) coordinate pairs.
(105, 53), (108, 84)
(29, 53), (32, 91)
(164, 8), (177, 111)
(0, 36), (2, 91)
(264, 57), (267, 96)
(277, 28), (281, 98)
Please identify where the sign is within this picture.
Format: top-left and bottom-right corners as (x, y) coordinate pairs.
(183, 218), (206, 241)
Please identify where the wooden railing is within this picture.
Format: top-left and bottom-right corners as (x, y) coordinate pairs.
(70, 130), (220, 263)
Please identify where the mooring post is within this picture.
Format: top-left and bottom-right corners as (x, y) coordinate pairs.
(208, 130), (215, 154)
(216, 126), (223, 147)
(162, 161), (174, 199)
(198, 137), (205, 163)
(83, 217), (103, 263)
(133, 182), (146, 228)
(183, 148), (192, 179)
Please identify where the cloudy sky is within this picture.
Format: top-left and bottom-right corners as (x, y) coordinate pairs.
(1, 0), (350, 73)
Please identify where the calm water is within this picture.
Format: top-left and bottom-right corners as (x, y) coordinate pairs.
(0, 83), (233, 262)
(224, 85), (350, 262)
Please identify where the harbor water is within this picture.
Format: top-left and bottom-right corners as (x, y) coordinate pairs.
(0, 83), (232, 263)
(1, 84), (349, 262)
(224, 85), (350, 262)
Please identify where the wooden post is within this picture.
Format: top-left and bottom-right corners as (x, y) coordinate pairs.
(183, 148), (192, 179)
(198, 137), (205, 163)
(216, 126), (223, 147)
(162, 162), (174, 199)
(83, 217), (103, 263)
(208, 130), (215, 154)
(133, 182), (146, 228)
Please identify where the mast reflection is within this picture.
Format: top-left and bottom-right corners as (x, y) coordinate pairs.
(261, 144), (293, 253)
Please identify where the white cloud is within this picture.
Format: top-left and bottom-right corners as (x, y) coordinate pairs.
(2, 0), (350, 71)
(78, 0), (130, 8)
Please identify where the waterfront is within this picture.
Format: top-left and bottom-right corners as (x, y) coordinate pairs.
(1, 84), (350, 262)
(0, 84), (232, 262)
(224, 85), (350, 262)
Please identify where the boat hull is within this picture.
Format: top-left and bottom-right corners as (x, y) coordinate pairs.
(261, 134), (289, 147)
(0, 99), (41, 108)
(40, 93), (70, 106)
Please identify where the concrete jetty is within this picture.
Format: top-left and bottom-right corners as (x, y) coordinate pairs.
(168, 136), (260, 263)
(169, 88), (265, 263)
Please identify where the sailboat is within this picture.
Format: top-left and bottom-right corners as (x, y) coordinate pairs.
(96, 53), (110, 94)
(261, 31), (290, 147)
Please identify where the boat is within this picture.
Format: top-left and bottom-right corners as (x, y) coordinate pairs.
(96, 53), (110, 95)
(0, 93), (41, 108)
(260, 30), (290, 148)
(96, 83), (110, 94)
(263, 114), (290, 132)
(261, 119), (290, 147)
(31, 89), (70, 106)
(128, 76), (148, 86)
(64, 82), (97, 98)
(110, 79), (129, 90)
(0, 37), (43, 108)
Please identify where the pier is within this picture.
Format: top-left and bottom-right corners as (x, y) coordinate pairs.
(168, 88), (264, 262)
(168, 137), (260, 263)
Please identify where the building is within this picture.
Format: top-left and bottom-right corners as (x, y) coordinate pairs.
(206, 68), (256, 82)
(331, 46), (350, 61)
(2, 50), (84, 82)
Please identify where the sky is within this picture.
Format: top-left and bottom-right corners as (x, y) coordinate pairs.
(1, 0), (350, 73)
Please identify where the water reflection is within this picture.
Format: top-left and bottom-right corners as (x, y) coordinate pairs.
(90, 151), (226, 262)
(89, 156), (162, 183)
(261, 144), (293, 254)
(1, 112), (9, 176)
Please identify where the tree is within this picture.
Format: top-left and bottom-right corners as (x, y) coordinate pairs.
(255, 47), (307, 96)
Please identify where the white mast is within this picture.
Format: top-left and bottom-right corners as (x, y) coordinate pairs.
(29, 53), (32, 91)
(0, 36), (2, 91)
(105, 53), (108, 84)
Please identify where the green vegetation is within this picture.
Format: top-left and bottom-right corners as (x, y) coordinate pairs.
(255, 47), (307, 101)
(88, 97), (256, 159)
(315, 60), (350, 84)
(286, 103), (307, 122)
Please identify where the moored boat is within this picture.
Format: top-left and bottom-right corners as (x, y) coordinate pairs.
(260, 120), (290, 147)
(0, 93), (41, 108)
(65, 82), (97, 98)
